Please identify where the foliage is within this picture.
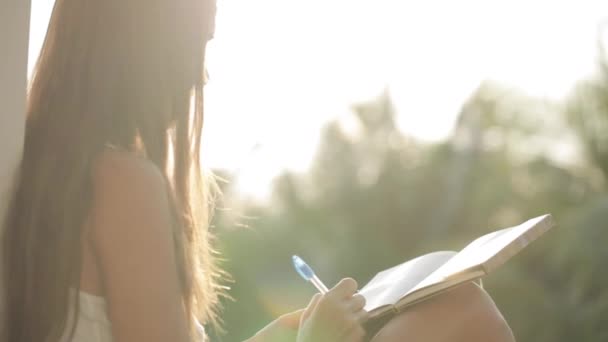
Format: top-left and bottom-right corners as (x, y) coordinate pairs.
(209, 63), (608, 341)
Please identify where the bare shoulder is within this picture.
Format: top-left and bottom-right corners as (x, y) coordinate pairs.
(92, 149), (165, 194)
(88, 147), (174, 249)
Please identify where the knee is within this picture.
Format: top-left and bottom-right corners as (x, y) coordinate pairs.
(371, 282), (515, 342)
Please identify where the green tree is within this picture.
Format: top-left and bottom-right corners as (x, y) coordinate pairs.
(212, 80), (607, 341)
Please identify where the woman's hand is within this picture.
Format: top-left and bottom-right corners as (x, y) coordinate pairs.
(247, 278), (367, 342)
(297, 278), (368, 342)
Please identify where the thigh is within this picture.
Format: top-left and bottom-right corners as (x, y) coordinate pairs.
(369, 282), (515, 342)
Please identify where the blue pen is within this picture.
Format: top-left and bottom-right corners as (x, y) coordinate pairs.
(292, 255), (330, 294)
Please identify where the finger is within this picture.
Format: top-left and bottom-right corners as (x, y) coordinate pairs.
(337, 312), (366, 338)
(343, 324), (367, 342)
(329, 278), (358, 299)
(276, 309), (305, 330)
(346, 294), (367, 312)
(302, 293), (322, 323)
(353, 309), (369, 323)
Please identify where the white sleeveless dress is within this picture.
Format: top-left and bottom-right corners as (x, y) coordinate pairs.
(62, 291), (206, 342)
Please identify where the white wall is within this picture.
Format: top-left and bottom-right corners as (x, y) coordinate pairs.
(0, 0), (31, 321)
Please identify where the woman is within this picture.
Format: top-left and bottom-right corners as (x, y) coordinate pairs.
(1, 0), (515, 341)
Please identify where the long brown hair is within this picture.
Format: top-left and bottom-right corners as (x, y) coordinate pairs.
(2, 0), (222, 340)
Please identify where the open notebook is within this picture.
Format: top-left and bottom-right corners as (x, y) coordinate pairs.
(359, 214), (555, 322)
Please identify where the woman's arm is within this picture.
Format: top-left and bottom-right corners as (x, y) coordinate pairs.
(89, 152), (190, 342)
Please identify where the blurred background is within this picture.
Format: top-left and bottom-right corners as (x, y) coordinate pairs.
(30, 0), (608, 341)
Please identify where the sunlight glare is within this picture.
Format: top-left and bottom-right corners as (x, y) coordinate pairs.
(29, 0), (606, 198)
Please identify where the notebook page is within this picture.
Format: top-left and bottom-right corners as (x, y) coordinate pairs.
(360, 251), (456, 311)
(404, 215), (552, 296)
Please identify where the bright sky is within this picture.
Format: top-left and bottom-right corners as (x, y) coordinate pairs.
(29, 0), (607, 197)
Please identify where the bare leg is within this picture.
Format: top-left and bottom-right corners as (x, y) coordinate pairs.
(370, 282), (515, 342)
